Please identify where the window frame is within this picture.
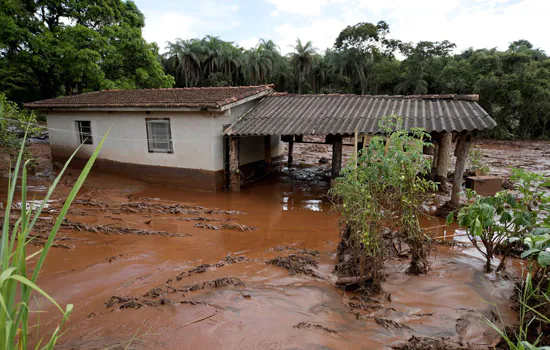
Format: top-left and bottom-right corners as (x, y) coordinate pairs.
(145, 118), (173, 154)
(75, 120), (93, 145)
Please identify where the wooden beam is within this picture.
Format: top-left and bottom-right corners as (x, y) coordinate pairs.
(229, 136), (240, 192)
(451, 133), (472, 206)
(288, 139), (294, 167)
(331, 135), (343, 179)
(264, 135), (272, 172)
(436, 132), (452, 189)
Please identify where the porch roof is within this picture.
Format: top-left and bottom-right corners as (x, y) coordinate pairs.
(223, 94), (496, 136)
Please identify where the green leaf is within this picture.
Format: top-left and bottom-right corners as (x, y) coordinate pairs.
(541, 180), (550, 188)
(537, 251), (550, 267)
(521, 248), (539, 259)
(446, 212), (454, 225)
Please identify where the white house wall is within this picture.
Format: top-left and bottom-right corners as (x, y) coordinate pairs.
(46, 101), (284, 174)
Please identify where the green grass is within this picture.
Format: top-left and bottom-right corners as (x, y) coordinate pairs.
(0, 128), (108, 349)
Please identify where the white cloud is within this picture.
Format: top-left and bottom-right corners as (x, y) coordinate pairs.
(275, 18), (346, 55)
(267, 0), (329, 17)
(139, 0), (549, 56)
(274, 0), (549, 55)
(142, 12), (200, 49)
(197, 0), (240, 18)
(238, 37), (261, 50)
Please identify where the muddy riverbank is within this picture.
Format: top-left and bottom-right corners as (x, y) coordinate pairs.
(2, 139), (548, 349)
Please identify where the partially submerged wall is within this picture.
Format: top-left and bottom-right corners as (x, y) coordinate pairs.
(46, 100), (284, 191)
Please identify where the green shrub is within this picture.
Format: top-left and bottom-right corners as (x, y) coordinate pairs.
(331, 116), (436, 287)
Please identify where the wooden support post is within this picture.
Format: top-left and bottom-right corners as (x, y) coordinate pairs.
(229, 136), (240, 192)
(288, 139), (294, 167)
(432, 140), (440, 171)
(451, 133), (472, 206)
(264, 135), (272, 172)
(331, 135), (343, 179)
(436, 132), (452, 189)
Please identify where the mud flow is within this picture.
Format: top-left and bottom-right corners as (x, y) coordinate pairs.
(2, 139), (547, 349)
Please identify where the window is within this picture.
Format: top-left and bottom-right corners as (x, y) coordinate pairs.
(76, 121), (93, 145)
(146, 119), (173, 153)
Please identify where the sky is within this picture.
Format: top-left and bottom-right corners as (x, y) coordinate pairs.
(135, 0), (547, 56)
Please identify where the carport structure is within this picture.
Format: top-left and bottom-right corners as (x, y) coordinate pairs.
(223, 93), (496, 207)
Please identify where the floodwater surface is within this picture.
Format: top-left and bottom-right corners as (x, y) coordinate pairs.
(1, 139), (539, 349)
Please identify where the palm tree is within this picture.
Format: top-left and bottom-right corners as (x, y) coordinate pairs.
(175, 39), (202, 87)
(220, 44), (242, 85)
(241, 45), (272, 85)
(289, 39), (316, 94)
(311, 54), (330, 93)
(201, 35), (224, 77)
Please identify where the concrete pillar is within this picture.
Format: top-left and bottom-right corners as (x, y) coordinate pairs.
(451, 133), (471, 206)
(331, 135), (343, 179)
(436, 132), (452, 189)
(229, 136), (240, 192)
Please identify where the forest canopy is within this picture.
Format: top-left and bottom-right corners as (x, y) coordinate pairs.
(1, 1), (549, 138)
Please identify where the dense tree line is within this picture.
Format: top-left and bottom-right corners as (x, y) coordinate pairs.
(1, 0), (549, 138)
(161, 25), (550, 139)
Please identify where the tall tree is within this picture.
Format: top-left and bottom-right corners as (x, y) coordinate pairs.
(289, 39), (316, 94)
(0, 0), (174, 102)
(396, 41), (455, 94)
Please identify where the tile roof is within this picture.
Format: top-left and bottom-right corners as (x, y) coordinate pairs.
(24, 85), (274, 110)
(223, 94), (496, 136)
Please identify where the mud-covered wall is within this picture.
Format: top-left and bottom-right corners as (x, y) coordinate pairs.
(46, 100), (284, 174)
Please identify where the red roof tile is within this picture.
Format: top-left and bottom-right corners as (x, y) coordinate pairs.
(24, 85), (274, 110)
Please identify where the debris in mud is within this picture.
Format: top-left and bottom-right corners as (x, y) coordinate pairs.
(204, 209), (243, 215)
(335, 276), (373, 290)
(392, 336), (479, 350)
(432, 239), (467, 249)
(105, 296), (161, 309)
(346, 294), (383, 311)
(105, 295), (225, 310)
(73, 199), (109, 208)
(68, 209), (90, 216)
(375, 318), (413, 333)
(265, 245), (320, 256)
(178, 216), (221, 222)
(173, 255), (250, 281)
(266, 254), (320, 277)
(194, 222), (255, 231)
(62, 220), (189, 237)
(178, 277), (245, 292)
(294, 322), (338, 334)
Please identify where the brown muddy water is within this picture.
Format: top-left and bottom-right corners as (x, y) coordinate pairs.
(1, 140), (540, 349)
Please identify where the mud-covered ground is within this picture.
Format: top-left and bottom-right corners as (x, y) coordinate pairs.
(1, 138), (548, 349)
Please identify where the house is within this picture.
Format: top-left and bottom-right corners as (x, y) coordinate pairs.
(27, 88), (496, 204)
(25, 85), (284, 191)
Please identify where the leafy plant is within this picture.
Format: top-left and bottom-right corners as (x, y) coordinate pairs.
(331, 116), (436, 288)
(0, 94), (40, 164)
(468, 148), (490, 175)
(449, 168), (549, 273)
(486, 271), (550, 350)
(0, 130), (108, 348)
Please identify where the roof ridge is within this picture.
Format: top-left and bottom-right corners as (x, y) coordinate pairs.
(267, 93), (479, 101)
